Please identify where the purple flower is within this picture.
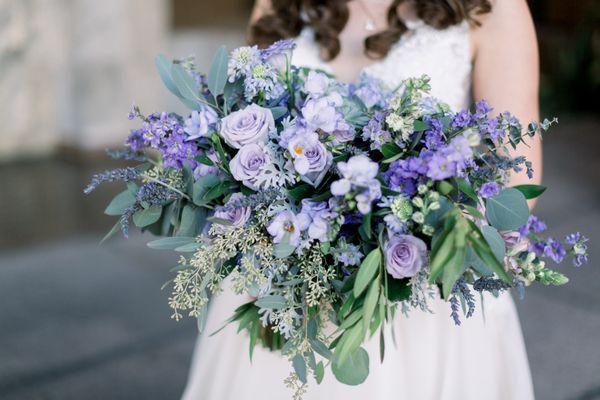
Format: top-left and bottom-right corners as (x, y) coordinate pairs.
(543, 238), (566, 263)
(478, 182), (500, 198)
(287, 131), (331, 177)
(260, 39), (295, 73)
(193, 148), (219, 179)
(212, 193), (251, 232)
(304, 71), (330, 97)
(519, 215), (547, 237)
(452, 110), (472, 129)
(362, 111), (392, 150)
(297, 199), (337, 242)
(229, 143), (270, 189)
(301, 94), (343, 133)
(423, 118), (444, 150)
(565, 232), (589, 267)
(331, 155), (381, 214)
(426, 153), (457, 180)
(220, 104), (274, 149)
(184, 107), (218, 141)
(267, 210), (308, 246)
(384, 234), (428, 279)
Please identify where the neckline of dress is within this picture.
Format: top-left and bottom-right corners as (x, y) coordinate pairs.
(297, 18), (433, 83)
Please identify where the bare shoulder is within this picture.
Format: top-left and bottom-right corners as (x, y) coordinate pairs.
(250, 0), (273, 23)
(470, 0), (537, 57)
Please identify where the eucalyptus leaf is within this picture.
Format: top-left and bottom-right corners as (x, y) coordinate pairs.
(105, 190), (136, 216)
(155, 54), (180, 97)
(485, 188), (529, 231)
(207, 46), (228, 97)
(254, 295), (287, 310)
(292, 354), (307, 384)
(133, 205), (162, 228)
(171, 63), (202, 103)
(332, 346), (369, 386)
(147, 236), (195, 250)
(177, 205), (207, 237)
(315, 362), (325, 384)
(192, 174), (221, 206)
(309, 338), (332, 359)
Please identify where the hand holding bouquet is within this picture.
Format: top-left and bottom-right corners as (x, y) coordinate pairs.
(85, 41), (589, 390)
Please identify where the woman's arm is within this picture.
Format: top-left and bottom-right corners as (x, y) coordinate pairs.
(471, 0), (543, 194)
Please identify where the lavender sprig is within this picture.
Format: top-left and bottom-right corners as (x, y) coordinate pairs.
(84, 167), (140, 194)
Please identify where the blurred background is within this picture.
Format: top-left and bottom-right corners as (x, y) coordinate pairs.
(0, 0), (598, 399)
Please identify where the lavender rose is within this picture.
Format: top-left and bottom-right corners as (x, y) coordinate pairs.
(229, 143), (269, 189)
(212, 193), (251, 232)
(384, 234), (428, 279)
(220, 104), (274, 149)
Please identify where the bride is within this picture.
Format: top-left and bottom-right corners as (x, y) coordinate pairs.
(182, 0), (541, 398)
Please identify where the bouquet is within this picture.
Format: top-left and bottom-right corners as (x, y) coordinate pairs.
(85, 40), (589, 391)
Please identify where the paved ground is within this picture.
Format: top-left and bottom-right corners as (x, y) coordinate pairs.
(0, 117), (598, 399)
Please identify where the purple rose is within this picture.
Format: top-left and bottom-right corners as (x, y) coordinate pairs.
(212, 193), (251, 232)
(384, 234), (428, 279)
(229, 143), (269, 189)
(220, 104), (274, 149)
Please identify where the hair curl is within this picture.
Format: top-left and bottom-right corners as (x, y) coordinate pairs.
(249, 0), (492, 60)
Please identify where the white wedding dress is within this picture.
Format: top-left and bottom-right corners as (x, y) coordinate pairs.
(182, 21), (535, 400)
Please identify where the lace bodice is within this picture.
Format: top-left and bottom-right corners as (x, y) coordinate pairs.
(292, 20), (472, 110)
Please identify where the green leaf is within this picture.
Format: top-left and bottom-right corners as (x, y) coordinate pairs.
(99, 220), (122, 244)
(147, 236), (195, 250)
(207, 45), (228, 97)
(466, 225), (505, 276)
(155, 54), (180, 97)
(513, 184), (547, 199)
(429, 227), (456, 283)
(315, 361), (325, 384)
(413, 119), (430, 132)
(254, 295), (287, 309)
(362, 277), (380, 331)
(174, 242), (200, 252)
(353, 248), (382, 298)
(437, 181), (454, 196)
(292, 354), (307, 384)
(287, 183), (313, 201)
(133, 205), (162, 227)
(309, 339), (332, 359)
(273, 237), (296, 259)
(339, 309), (362, 330)
(192, 174), (221, 206)
(467, 225), (511, 283)
(202, 181), (230, 203)
(485, 188), (530, 231)
(454, 177), (478, 202)
(360, 213), (372, 240)
(270, 106), (288, 120)
(171, 63), (202, 103)
(425, 196), (452, 229)
(385, 276), (411, 302)
(334, 322), (366, 365)
(380, 143), (402, 159)
(332, 346), (370, 386)
(104, 190), (136, 216)
(441, 246), (466, 299)
(177, 205), (207, 236)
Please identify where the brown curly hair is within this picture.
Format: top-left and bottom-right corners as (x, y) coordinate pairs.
(249, 0), (492, 60)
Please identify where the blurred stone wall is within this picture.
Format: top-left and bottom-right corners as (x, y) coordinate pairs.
(0, 0), (169, 159)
